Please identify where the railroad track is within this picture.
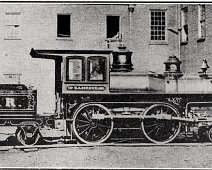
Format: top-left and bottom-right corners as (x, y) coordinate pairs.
(1, 142), (212, 152)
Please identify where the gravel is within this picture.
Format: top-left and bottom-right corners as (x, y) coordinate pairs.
(1, 144), (212, 168)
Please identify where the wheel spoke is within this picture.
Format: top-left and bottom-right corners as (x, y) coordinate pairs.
(85, 108), (92, 120)
(154, 127), (160, 137)
(96, 107), (101, 115)
(77, 124), (90, 128)
(92, 108), (95, 115)
(79, 126), (90, 136)
(76, 119), (90, 124)
(146, 125), (158, 135)
(86, 127), (93, 139)
(98, 123), (110, 129)
(97, 126), (105, 134)
(91, 128), (95, 141)
(144, 123), (158, 128)
(81, 112), (90, 121)
(165, 107), (170, 114)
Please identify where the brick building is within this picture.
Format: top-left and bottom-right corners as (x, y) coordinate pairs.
(178, 4), (212, 74)
(0, 3), (179, 113)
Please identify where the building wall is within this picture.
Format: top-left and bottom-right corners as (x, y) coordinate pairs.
(0, 3), (178, 114)
(131, 4), (179, 73)
(180, 4), (212, 74)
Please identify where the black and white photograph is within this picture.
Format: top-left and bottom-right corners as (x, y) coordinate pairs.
(1, 1), (212, 169)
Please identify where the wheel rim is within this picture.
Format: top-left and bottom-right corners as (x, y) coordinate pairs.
(207, 128), (212, 142)
(16, 128), (40, 146)
(141, 104), (181, 144)
(73, 104), (113, 144)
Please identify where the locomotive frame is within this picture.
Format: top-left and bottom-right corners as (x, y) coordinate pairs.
(2, 48), (212, 146)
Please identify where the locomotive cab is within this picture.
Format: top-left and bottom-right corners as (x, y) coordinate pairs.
(63, 53), (111, 94)
(30, 49), (112, 95)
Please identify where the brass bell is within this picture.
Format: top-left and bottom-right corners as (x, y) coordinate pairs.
(201, 59), (209, 73)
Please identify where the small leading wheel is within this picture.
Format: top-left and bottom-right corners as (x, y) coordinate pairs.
(72, 104), (113, 144)
(16, 127), (40, 146)
(207, 127), (212, 142)
(141, 104), (181, 144)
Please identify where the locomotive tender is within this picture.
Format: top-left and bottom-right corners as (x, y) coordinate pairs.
(0, 83), (39, 145)
(2, 46), (212, 146)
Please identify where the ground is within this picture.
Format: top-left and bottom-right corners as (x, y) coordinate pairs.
(1, 143), (212, 168)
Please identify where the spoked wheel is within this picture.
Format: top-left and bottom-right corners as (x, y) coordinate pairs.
(72, 104), (113, 144)
(141, 104), (181, 144)
(207, 127), (212, 142)
(16, 127), (40, 146)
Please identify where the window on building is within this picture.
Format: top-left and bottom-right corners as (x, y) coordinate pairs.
(57, 14), (71, 38)
(181, 7), (188, 42)
(5, 12), (21, 40)
(150, 10), (166, 41)
(88, 56), (106, 81)
(198, 4), (206, 39)
(107, 16), (120, 39)
(66, 57), (85, 81)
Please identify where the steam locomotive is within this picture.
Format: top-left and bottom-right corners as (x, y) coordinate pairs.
(1, 46), (212, 146)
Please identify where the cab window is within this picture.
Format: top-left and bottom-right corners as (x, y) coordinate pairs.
(88, 56), (106, 81)
(66, 57), (85, 81)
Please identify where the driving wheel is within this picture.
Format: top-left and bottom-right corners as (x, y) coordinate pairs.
(72, 103), (113, 144)
(141, 104), (181, 144)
